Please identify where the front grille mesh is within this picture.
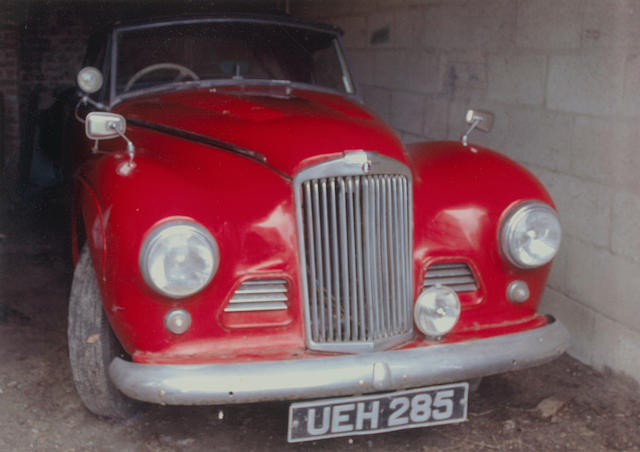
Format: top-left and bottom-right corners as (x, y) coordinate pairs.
(299, 174), (412, 346)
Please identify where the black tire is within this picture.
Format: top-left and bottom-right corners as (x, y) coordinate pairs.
(68, 245), (139, 418)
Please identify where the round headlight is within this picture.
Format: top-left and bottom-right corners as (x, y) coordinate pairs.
(140, 221), (219, 298)
(500, 201), (561, 269)
(414, 286), (461, 339)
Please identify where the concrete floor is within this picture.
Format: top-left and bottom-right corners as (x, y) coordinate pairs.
(1, 190), (639, 451)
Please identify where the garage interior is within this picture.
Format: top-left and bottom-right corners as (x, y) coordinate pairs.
(1, 0), (639, 450)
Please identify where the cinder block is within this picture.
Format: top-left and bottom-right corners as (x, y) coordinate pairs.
(612, 191), (640, 262)
(443, 59), (488, 93)
(400, 131), (425, 144)
(547, 238), (568, 293)
(591, 314), (640, 384)
(570, 116), (635, 187)
(539, 288), (595, 364)
(420, 0), (516, 51)
(423, 96), (450, 140)
(367, 11), (393, 47)
(546, 176), (611, 248)
(333, 15), (368, 49)
(403, 51), (442, 94)
(547, 52), (625, 116)
(566, 236), (640, 330)
(348, 49), (376, 86)
(501, 106), (572, 173)
(374, 49), (396, 87)
(583, 0), (640, 49)
(375, 50), (441, 94)
(623, 52), (640, 117)
(393, 7), (420, 49)
(488, 54), (546, 106)
(391, 90), (425, 135)
(361, 85), (392, 123)
(516, 0), (583, 50)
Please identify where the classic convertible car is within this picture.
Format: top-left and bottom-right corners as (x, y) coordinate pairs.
(67, 15), (568, 442)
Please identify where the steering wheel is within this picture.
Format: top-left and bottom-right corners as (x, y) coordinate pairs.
(124, 63), (199, 92)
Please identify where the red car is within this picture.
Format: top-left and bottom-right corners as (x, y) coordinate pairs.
(68, 15), (568, 442)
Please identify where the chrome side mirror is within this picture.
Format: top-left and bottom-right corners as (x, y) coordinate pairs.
(85, 112), (126, 140)
(461, 109), (495, 146)
(85, 112), (135, 160)
(77, 67), (104, 94)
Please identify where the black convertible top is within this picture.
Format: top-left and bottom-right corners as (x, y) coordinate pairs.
(106, 13), (342, 35)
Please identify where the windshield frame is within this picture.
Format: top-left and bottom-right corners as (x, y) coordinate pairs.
(109, 17), (360, 107)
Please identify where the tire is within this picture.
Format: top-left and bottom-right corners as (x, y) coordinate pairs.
(68, 245), (139, 418)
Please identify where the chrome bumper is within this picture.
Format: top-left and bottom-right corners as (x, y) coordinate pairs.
(109, 317), (569, 405)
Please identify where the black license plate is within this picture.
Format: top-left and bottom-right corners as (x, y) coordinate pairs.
(287, 383), (468, 442)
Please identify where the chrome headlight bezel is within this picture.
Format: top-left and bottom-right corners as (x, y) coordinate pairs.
(500, 201), (561, 269)
(139, 220), (219, 299)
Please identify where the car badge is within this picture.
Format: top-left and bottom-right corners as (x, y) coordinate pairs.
(344, 150), (373, 174)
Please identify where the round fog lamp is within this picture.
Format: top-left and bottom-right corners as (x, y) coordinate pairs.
(414, 286), (461, 339)
(165, 309), (192, 335)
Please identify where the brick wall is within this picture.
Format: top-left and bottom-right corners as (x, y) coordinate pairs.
(295, 0), (640, 383)
(0, 3), (20, 189)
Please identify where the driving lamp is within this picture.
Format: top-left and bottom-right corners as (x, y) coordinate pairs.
(414, 286), (461, 339)
(140, 220), (219, 298)
(76, 66), (104, 94)
(500, 202), (561, 269)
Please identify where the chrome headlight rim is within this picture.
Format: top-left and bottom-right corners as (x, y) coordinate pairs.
(500, 200), (561, 269)
(139, 219), (219, 299)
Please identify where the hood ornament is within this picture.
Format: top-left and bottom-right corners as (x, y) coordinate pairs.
(344, 150), (373, 174)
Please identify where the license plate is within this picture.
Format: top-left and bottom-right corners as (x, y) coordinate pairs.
(287, 382), (468, 443)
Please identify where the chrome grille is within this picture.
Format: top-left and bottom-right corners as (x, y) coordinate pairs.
(298, 171), (413, 352)
(424, 263), (477, 292)
(224, 279), (288, 312)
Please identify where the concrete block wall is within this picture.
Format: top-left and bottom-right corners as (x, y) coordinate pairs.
(294, 0), (640, 382)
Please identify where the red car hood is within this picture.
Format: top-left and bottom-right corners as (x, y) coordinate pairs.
(114, 86), (408, 177)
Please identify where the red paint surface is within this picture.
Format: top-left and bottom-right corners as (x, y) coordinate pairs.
(72, 86), (558, 364)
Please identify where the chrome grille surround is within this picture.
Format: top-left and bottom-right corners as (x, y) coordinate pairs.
(423, 262), (478, 293)
(294, 152), (413, 353)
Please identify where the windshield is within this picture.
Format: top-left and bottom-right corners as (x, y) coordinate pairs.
(113, 21), (353, 99)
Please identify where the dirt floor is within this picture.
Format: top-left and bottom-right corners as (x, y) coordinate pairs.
(1, 190), (640, 452)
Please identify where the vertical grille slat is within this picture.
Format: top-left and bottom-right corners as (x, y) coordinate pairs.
(300, 170), (412, 350)
(312, 182), (326, 341)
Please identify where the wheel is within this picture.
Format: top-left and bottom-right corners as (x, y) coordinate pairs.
(68, 245), (139, 418)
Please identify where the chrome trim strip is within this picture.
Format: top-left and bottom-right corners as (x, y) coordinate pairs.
(109, 318), (569, 405)
(224, 302), (287, 312)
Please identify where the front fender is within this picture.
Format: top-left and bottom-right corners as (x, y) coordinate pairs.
(409, 141), (556, 327)
(80, 129), (304, 359)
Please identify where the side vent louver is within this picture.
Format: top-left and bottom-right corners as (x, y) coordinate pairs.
(423, 263), (478, 293)
(224, 279), (288, 312)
